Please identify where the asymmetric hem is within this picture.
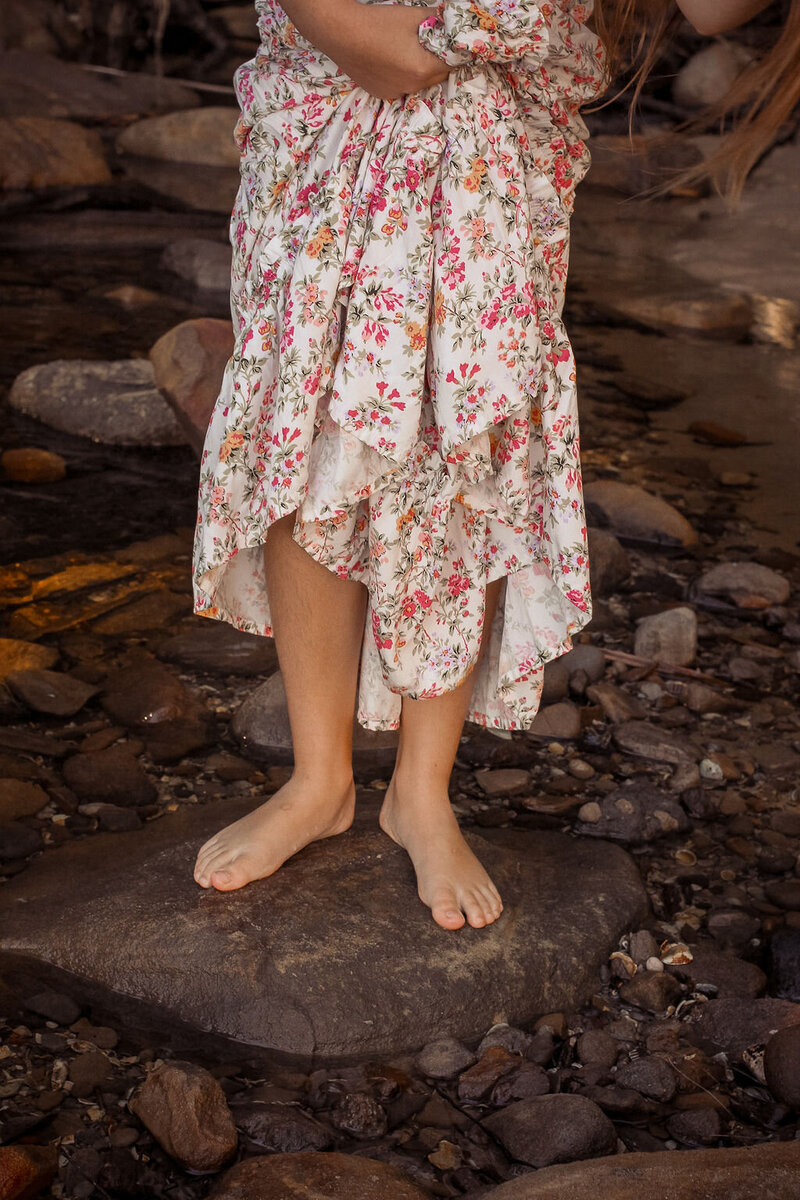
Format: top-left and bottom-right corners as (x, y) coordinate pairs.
(192, 0), (606, 731)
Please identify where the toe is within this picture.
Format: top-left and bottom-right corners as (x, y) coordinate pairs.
(428, 887), (466, 930)
(464, 893), (488, 928)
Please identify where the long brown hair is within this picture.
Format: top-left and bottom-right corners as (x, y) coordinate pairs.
(589, 0), (800, 201)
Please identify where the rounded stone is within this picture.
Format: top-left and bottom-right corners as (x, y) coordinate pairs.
(128, 1060), (237, 1173)
(615, 1055), (677, 1102)
(764, 1025), (800, 1108)
(1, 447), (66, 483)
(208, 1152), (432, 1200)
(415, 1037), (476, 1080)
(576, 1029), (619, 1069)
(482, 1093), (617, 1168)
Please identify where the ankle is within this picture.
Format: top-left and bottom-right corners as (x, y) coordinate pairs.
(290, 765), (355, 795)
(388, 765), (453, 804)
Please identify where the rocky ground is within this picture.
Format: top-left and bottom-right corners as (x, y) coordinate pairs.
(2, 2), (800, 1198)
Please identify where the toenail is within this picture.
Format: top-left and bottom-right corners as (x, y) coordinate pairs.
(447, 910), (460, 920)
(216, 871), (230, 883)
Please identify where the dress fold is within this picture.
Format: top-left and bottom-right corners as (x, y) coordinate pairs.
(192, 0), (606, 730)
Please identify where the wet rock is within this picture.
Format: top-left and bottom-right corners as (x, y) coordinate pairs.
(415, 1037), (476, 1080)
(579, 1083), (642, 1114)
(673, 41), (752, 108)
(82, 803), (143, 833)
(62, 744), (156, 806)
(634, 606), (697, 667)
(149, 318), (234, 455)
(491, 1061), (550, 1104)
(618, 970), (683, 1014)
(24, 988), (81, 1024)
(666, 1106), (723, 1146)
(160, 240), (232, 295)
(208, 1152), (432, 1200)
(706, 908), (761, 951)
(128, 1060), (238, 1173)
(694, 562), (790, 610)
(92, 591), (190, 635)
(771, 811), (800, 837)
(5, 668), (96, 717)
(685, 997), (800, 1061)
(117, 107), (241, 167)
(600, 288), (753, 342)
(0, 780), (48, 821)
(585, 681), (646, 722)
(768, 929), (800, 1002)
(576, 1029), (618, 1069)
(0, 806), (647, 1061)
(8, 359), (184, 447)
(628, 930), (658, 964)
(680, 944), (766, 998)
(0, 1144), (57, 1200)
(1, 447), (65, 483)
(763, 1025), (800, 1108)
(528, 700), (582, 739)
(234, 1103), (333, 1152)
(232, 670), (399, 772)
(458, 1046), (517, 1102)
(765, 880), (800, 911)
(0, 638), (58, 680)
(0, 822), (42, 860)
(586, 526), (631, 594)
(576, 782), (688, 843)
(101, 661), (209, 729)
(482, 1094), (616, 1168)
(69, 1018), (118, 1050)
(0, 115), (110, 189)
(482, 1139), (800, 1198)
(586, 481), (698, 548)
(0, 49), (199, 120)
(478, 1023), (542, 1059)
(561, 643), (606, 682)
(69, 1048), (113, 1097)
(612, 721), (696, 766)
(121, 155), (239, 214)
(157, 620), (277, 677)
(330, 1091), (387, 1139)
(475, 769), (530, 798)
(615, 1055), (677, 1101)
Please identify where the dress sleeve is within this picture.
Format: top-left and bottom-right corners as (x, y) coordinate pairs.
(417, 0), (551, 68)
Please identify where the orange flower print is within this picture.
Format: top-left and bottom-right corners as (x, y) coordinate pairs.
(306, 225), (334, 258)
(219, 430), (245, 461)
(405, 321), (427, 350)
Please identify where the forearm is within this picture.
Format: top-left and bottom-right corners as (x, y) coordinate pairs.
(278, 0), (362, 62)
(675, 0), (776, 36)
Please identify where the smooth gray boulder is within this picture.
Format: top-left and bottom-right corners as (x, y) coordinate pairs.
(0, 797), (648, 1065)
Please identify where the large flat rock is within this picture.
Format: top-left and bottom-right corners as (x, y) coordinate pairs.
(483, 1139), (800, 1199)
(0, 796), (647, 1065)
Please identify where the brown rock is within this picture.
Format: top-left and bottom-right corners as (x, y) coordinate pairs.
(586, 133), (705, 197)
(0, 779), (49, 821)
(208, 1152), (432, 1199)
(685, 997), (800, 1061)
(116, 107), (240, 167)
(69, 1048), (113, 1097)
(92, 591), (189, 635)
(0, 115), (110, 188)
(528, 700), (582, 739)
(765, 880), (800, 912)
(694, 562), (790, 610)
(149, 318), (234, 456)
(634, 606), (697, 667)
(457, 1046), (517, 1102)
(0, 638), (58, 680)
(1, 447), (66, 483)
(599, 289), (752, 342)
(482, 1093), (616, 1168)
(585, 681), (646, 723)
(615, 1055), (677, 1102)
(475, 769), (530, 798)
(157, 620), (277, 677)
(585, 480), (698, 548)
(483, 1141), (800, 1198)
(0, 1143), (57, 1200)
(679, 944), (766, 998)
(618, 970), (683, 1013)
(763, 1024), (800, 1108)
(586, 526), (631, 594)
(129, 1059), (238, 1172)
(5, 668), (97, 716)
(62, 743), (157, 806)
(576, 1029), (618, 1069)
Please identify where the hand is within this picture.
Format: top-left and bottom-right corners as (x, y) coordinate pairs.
(279, 0), (451, 100)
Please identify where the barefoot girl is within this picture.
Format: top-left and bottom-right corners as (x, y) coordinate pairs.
(192, 0), (788, 927)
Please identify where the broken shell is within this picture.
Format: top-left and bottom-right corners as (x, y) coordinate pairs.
(609, 951), (637, 978)
(660, 942), (694, 965)
(675, 849), (697, 866)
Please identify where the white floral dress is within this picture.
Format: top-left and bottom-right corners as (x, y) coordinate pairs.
(192, 0), (606, 731)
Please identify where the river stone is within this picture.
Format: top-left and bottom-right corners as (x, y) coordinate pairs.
(0, 1144), (58, 1200)
(586, 526), (630, 593)
(1, 446), (66, 483)
(585, 481), (698, 548)
(0, 779), (49, 821)
(120, 155), (239, 214)
(634, 606), (697, 667)
(482, 1140), (800, 1199)
(694, 561), (790, 609)
(234, 1103), (333, 1153)
(685, 997), (800, 1061)
(0, 638), (58, 680)
(116, 107), (240, 167)
(62, 744), (157, 807)
(157, 621), (277, 677)
(0, 799), (647, 1062)
(149, 318), (234, 455)
(5, 668), (97, 717)
(129, 1060), (237, 1173)
(0, 115), (110, 189)
(763, 1025), (800, 1108)
(482, 1094), (616, 1168)
(232, 671), (399, 772)
(8, 359), (184, 446)
(208, 1152), (433, 1200)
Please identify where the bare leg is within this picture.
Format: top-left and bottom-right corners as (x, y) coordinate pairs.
(379, 576), (504, 930)
(194, 512), (368, 890)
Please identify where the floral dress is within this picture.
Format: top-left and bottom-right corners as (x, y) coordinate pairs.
(192, 0), (606, 731)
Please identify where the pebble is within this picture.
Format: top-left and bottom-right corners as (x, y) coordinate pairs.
(584, 480), (698, 548)
(695, 562), (790, 610)
(128, 1059), (238, 1172)
(415, 1037), (476, 1080)
(763, 1025), (800, 1108)
(619, 970), (683, 1013)
(69, 1048), (113, 1097)
(634, 606), (697, 667)
(207, 1152), (432, 1199)
(681, 944), (767, 999)
(629, 930), (659, 963)
(576, 783), (688, 844)
(585, 527), (631, 594)
(568, 757), (595, 780)
(482, 1093), (617, 1168)
(0, 638), (59, 681)
(63, 744), (157, 806)
(612, 720), (695, 766)
(69, 1018), (119, 1050)
(768, 929), (800, 1001)
(0, 780), (49, 822)
(0, 1144), (57, 1200)
(491, 1060), (550, 1104)
(330, 1091), (387, 1139)
(765, 880), (800, 911)
(561, 643), (607, 682)
(665, 1105), (724, 1145)
(474, 768), (530, 798)
(529, 700), (582, 739)
(615, 1055), (677, 1101)
(585, 681), (647, 722)
(24, 989), (82, 1025)
(1, 447), (66, 483)
(576, 1029), (619, 1069)
(457, 1046), (517, 1102)
(234, 1103), (333, 1152)
(0, 822), (43, 860)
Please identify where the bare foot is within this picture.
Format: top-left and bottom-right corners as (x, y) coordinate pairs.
(193, 773), (356, 891)
(378, 773), (503, 931)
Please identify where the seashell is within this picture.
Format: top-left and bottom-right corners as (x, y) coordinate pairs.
(609, 951), (637, 978)
(675, 849), (697, 866)
(660, 941), (694, 964)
